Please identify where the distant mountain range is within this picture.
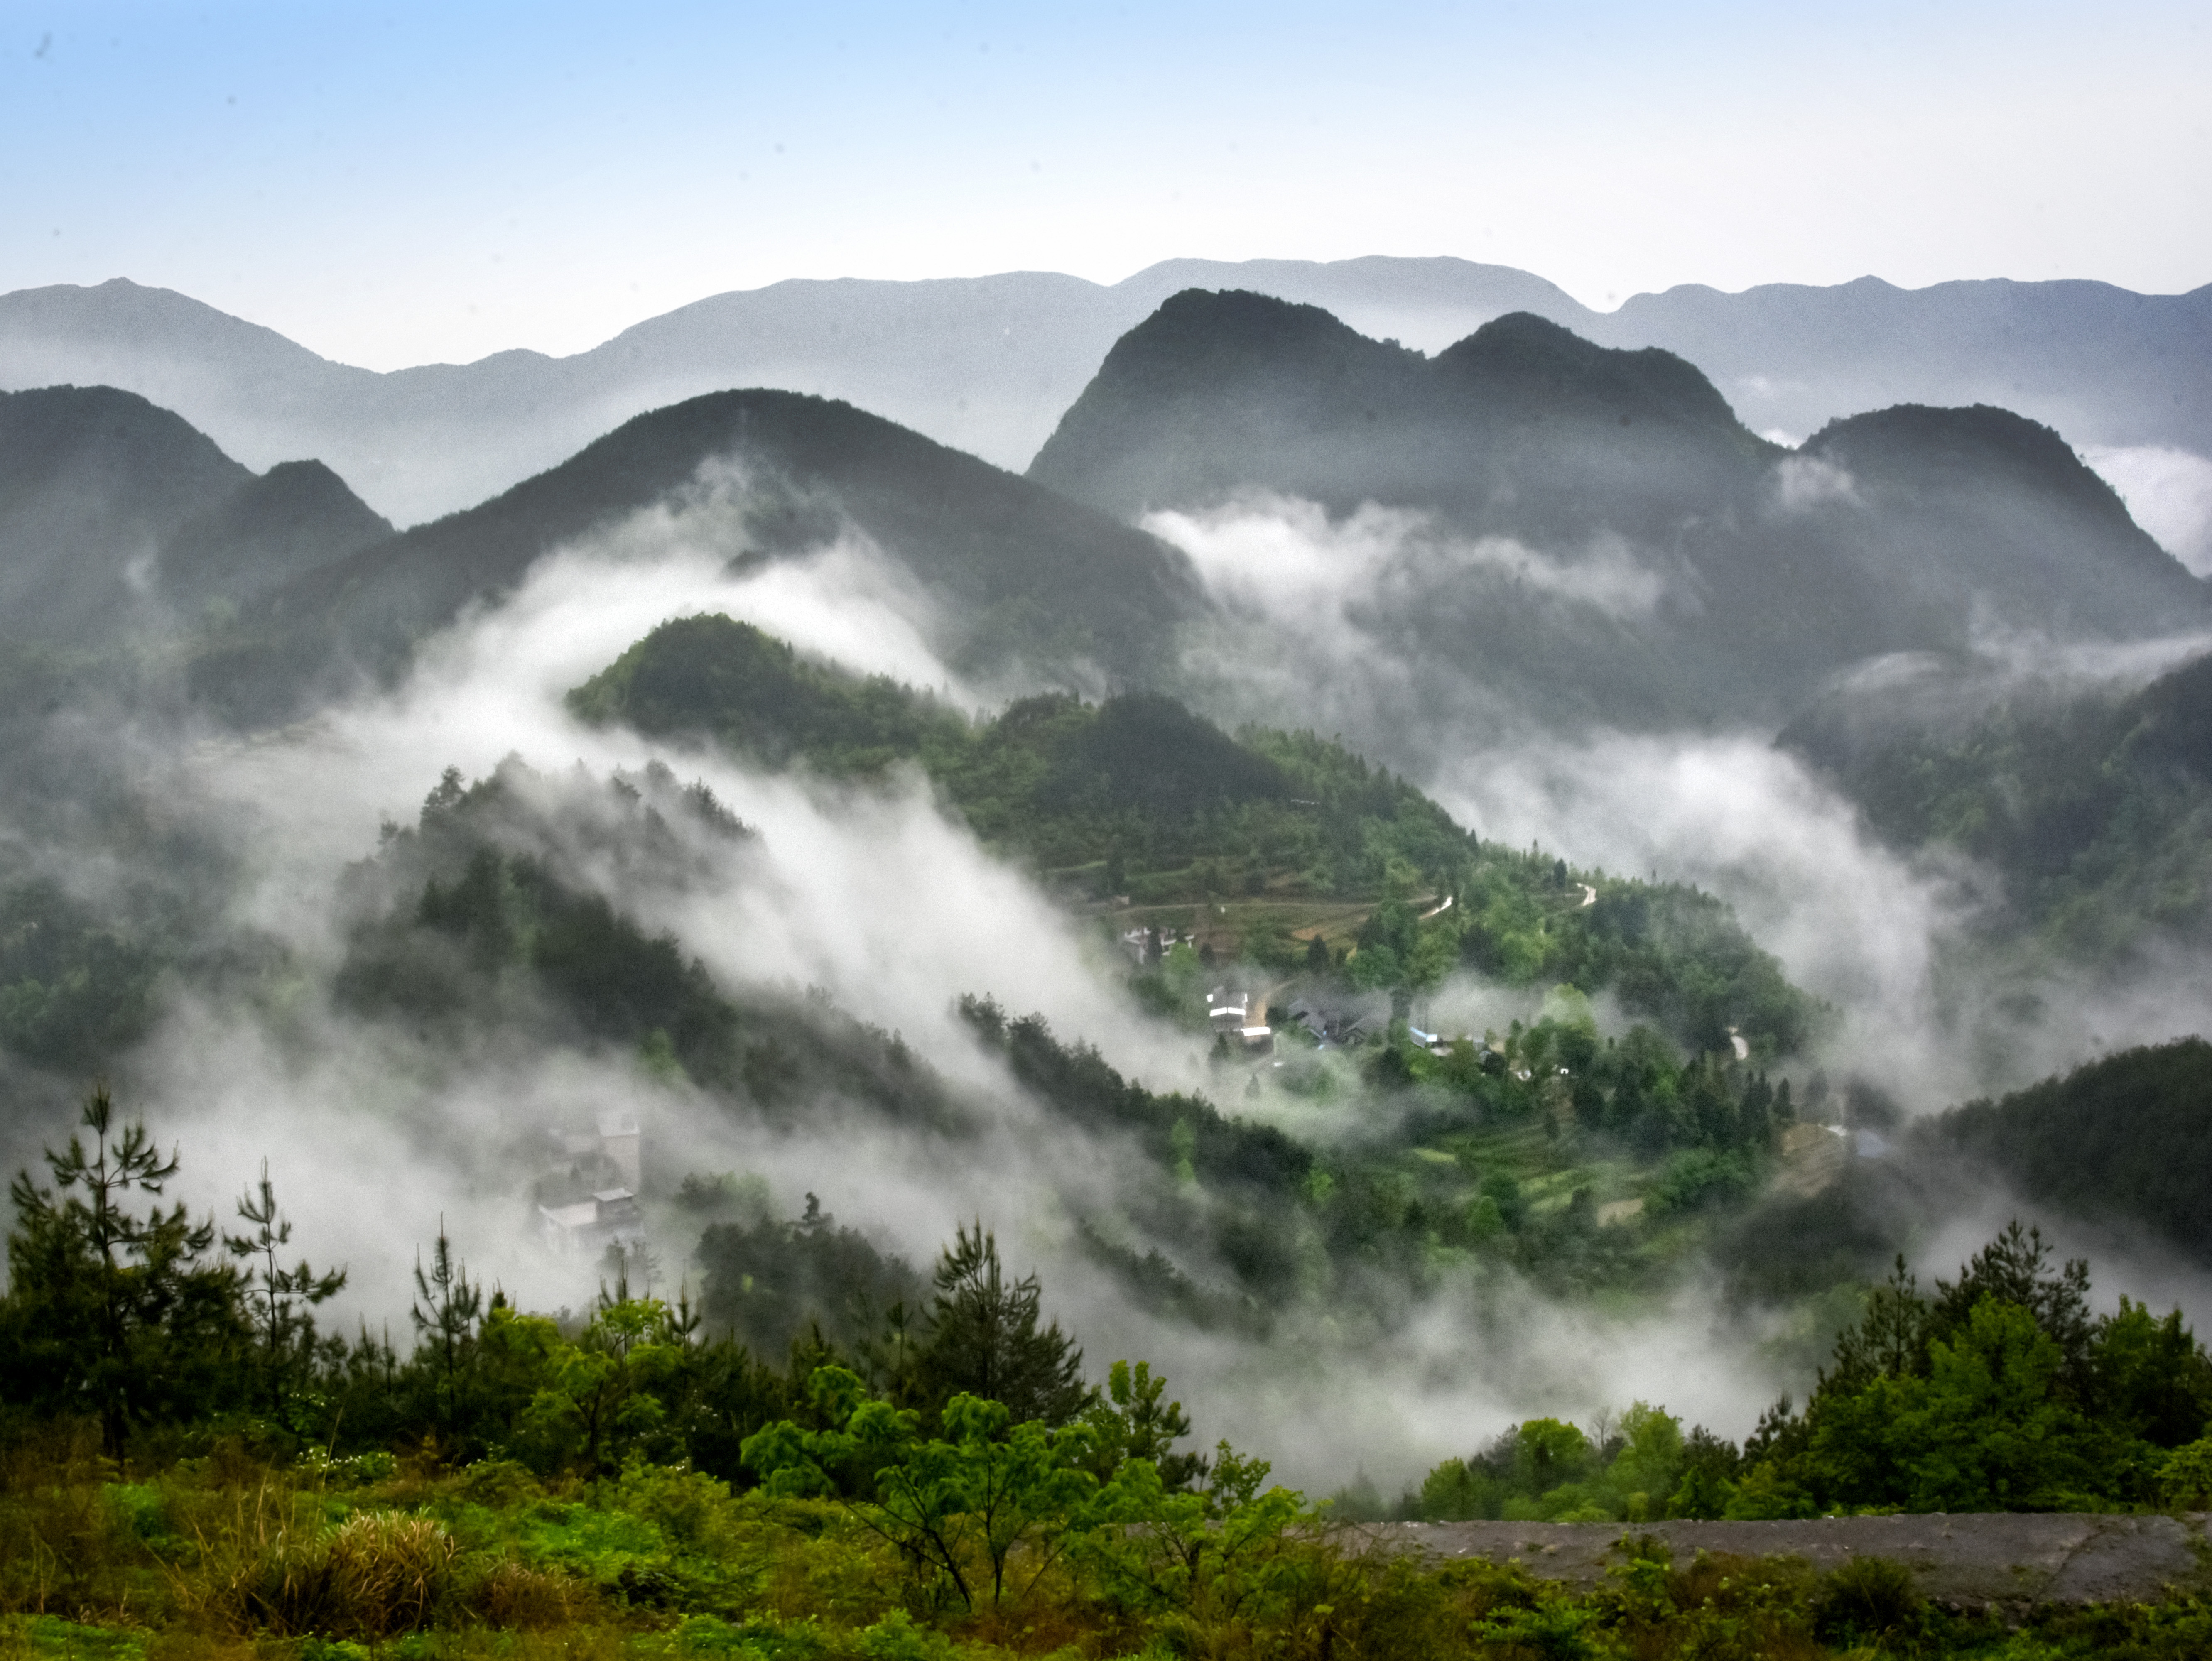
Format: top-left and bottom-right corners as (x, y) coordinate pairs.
(4, 260), (2205, 525)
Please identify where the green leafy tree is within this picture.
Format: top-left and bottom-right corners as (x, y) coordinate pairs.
(1608, 1401), (1685, 1517)
(515, 1287), (684, 1475)
(1084, 1438), (1305, 1619)
(745, 1365), (1099, 1611)
(1805, 1297), (2104, 1512)
(1081, 1358), (1204, 1490)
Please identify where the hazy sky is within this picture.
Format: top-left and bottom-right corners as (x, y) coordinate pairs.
(5, 0), (2207, 370)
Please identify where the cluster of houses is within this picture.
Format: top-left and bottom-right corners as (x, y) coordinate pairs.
(535, 1110), (648, 1261)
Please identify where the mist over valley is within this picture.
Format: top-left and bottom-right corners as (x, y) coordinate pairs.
(4, 262), (2212, 1548)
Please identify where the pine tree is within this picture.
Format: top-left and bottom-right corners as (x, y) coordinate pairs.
(2, 1085), (243, 1461)
(410, 1223), (483, 1446)
(915, 1222), (1090, 1427)
(224, 1161), (347, 1424)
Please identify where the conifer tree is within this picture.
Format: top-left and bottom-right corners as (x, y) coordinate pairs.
(916, 1222), (1090, 1427)
(224, 1161), (347, 1423)
(3, 1085), (242, 1460)
(411, 1223), (483, 1445)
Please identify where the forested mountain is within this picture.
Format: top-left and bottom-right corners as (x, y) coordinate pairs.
(158, 458), (392, 618)
(1028, 290), (2205, 730)
(1028, 291), (1763, 523)
(1783, 647), (2212, 963)
(5, 264), (2212, 1617)
(0, 385), (247, 642)
(190, 388), (1201, 725)
(1795, 403), (2189, 637)
(334, 758), (971, 1138)
(0, 385), (388, 649)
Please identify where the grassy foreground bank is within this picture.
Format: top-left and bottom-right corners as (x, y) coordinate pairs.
(2, 1432), (2208, 1661)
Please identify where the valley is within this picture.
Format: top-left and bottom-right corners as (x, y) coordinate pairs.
(0, 267), (2209, 1659)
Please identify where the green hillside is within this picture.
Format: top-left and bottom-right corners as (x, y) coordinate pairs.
(572, 613), (1822, 1057)
(1922, 1038), (2212, 1263)
(1784, 649), (2212, 964)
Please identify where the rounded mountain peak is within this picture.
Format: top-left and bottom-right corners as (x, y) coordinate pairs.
(1083, 287), (1420, 395)
(1434, 311), (1748, 436)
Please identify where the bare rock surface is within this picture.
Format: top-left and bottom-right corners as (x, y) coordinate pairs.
(1356, 1514), (2212, 1610)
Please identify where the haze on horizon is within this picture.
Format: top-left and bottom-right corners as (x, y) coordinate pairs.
(5, 0), (2208, 371)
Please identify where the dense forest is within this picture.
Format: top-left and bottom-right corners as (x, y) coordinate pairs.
(1919, 1038), (2212, 1264)
(3, 1081), (2210, 1659)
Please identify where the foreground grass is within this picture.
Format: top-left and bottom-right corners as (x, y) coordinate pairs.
(3, 1435), (2208, 1661)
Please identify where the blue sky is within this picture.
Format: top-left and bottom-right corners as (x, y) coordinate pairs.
(4, 0), (2207, 368)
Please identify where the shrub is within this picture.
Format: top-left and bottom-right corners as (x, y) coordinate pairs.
(1812, 1555), (1923, 1645)
(194, 1508), (459, 1637)
(2157, 1438), (2212, 1509)
(473, 1560), (587, 1629)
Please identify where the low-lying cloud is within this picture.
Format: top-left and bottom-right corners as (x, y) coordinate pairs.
(1771, 453), (1856, 511)
(1147, 496), (1670, 626)
(15, 460), (2210, 1500)
(2084, 443), (2212, 576)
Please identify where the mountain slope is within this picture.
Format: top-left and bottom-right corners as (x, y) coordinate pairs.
(1798, 404), (2201, 639)
(159, 458), (392, 616)
(1780, 647), (2212, 964)
(1922, 1038), (2212, 1264)
(1029, 294), (1766, 530)
(190, 389), (1202, 724)
(0, 385), (250, 640)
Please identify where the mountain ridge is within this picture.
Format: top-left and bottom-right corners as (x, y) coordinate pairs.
(1029, 289), (2206, 738)
(7, 261), (2205, 525)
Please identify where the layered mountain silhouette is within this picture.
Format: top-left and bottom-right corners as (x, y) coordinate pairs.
(191, 388), (1199, 725)
(1027, 290), (2207, 734)
(1029, 292), (1762, 528)
(10, 289), (2201, 747)
(1593, 275), (2212, 457)
(5, 262), (2204, 526)
(0, 385), (388, 644)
